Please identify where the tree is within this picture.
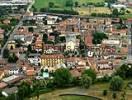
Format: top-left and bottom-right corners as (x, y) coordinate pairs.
(32, 5), (37, 12)
(15, 39), (23, 47)
(103, 90), (108, 96)
(120, 7), (125, 15)
(3, 49), (9, 58)
(28, 27), (34, 33)
(49, 2), (54, 8)
(75, 1), (79, 7)
(10, 18), (19, 26)
(43, 34), (48, 43)
(82, 69), (96, 83)
(112, 8), (119, 17)
(115, 64), (132, 79)
(17, 82), (31, 100)
(112, 92), (117, 99)
(65, 0), (73, 10)
(110, 76), (124, 91)
(54, 68), (72, 87)
(92, 32), (108, 44)
(27, 44), (32, 52)
(80, 74), (92, 88)
(105, 0), (117, 3)
(8, 53), (18, 63)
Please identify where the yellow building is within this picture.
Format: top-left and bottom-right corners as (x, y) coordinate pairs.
(0, 70), (5, 80)
(7, 40), (16, 50)
(41, 54), (64, 71)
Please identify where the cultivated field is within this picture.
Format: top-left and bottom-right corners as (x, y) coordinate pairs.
(74, 7), (111, 15)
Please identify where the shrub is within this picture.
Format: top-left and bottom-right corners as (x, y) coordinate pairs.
(112, 92), (117, 99)
(103, 90), (107, 96)
(110, 76), (123, 91)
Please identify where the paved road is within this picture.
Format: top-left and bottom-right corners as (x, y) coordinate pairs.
(0, 0), (35, 58)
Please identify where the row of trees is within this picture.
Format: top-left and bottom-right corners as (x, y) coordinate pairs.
(40, 8), (79, 15)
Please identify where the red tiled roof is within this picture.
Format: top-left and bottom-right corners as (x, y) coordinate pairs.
(41, 54), (64, 59)
(0, 29), (5, 34)
(70, 69), (81, 77)
(85, 33), (93, 46)
(26, 67), (35, 76)
(0, 82), (7, 89)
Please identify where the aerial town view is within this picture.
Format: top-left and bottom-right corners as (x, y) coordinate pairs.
(0, 0), (131, 100)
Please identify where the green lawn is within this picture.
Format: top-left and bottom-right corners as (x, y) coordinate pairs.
(34, 0), (69, 11)
(34, 0), (105, 11)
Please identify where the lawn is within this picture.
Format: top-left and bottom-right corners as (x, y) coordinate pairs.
(34, 0), (70, 11)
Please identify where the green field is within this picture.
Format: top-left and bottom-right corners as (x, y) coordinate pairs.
(34, 0), (105, 11)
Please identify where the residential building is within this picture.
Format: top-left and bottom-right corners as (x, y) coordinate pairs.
(28, 53), (41, 66)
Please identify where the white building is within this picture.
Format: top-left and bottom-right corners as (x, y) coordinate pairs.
(66, 34), (77, 51)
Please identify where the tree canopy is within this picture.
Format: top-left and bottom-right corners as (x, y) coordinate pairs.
(92, 32), (108, 44)
(110, 76), (124, 91)
(54, 68), (72, 87)
(80, 74), (92, 88)
(115, 64), (132, 79)
(82, 69), (96, 83)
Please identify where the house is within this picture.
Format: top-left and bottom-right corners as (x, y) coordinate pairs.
(0, 59), (7, 67)
(2, 19), (10, 25)
(43, 44), (65, 53)
(33, 35), (43, 52)
(28, 53), (41, 66)
(47, 18), (55, 25)
(2, 75), (23, 85)
(24, 35), (34, 46)
(111, 4), (127, 10)
(70, 69), (81, 77)
(102, 39), (120, 46)
(14, 27), (33, 42)
(8, 66), (20, 75)
(111, 29), (127, 36)
(41, 54), (64, 71)
(97, 60), (113, 70)
(84, 33), (93, 47)
(25, 67), (36, 76)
